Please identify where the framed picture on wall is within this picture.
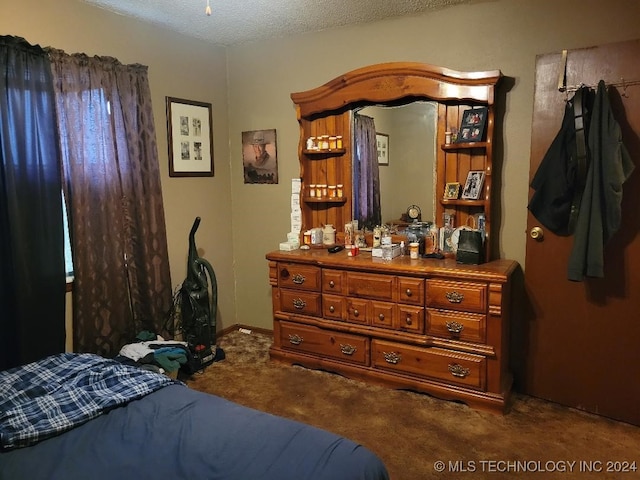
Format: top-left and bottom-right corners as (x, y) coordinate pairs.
(456, 107), (488, 143)
(166, 97), (214, 177)
(241, 129), (279, 184)
(376, 133), (389, 165)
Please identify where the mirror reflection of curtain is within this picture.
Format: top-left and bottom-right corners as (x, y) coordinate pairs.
(49, 50), (173, 356)
(0, 36), (66, 370)
(353, 113), (381, 229)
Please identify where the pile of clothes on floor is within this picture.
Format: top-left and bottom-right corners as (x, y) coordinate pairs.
(116, 331), (193, 378)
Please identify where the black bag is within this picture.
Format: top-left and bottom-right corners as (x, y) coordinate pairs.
(456, 221), (484, 265)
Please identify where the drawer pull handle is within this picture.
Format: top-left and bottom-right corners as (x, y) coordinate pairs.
(329, 305), (335, 313)
(405, 315), (412, 325)
(353, 309), (360, 317)
(378, 313), (385, 321)
(405, 288), (413, 297)
(292, 298), (306, 309)
(383, 351), (401, 365)
(446, 321), (464, 334)
(288, 334), (303, 345)
(292, 274), (306, 284)
(448, 363), (470, 378)
(445, 291), (464, 303)
(329, 280), (335, 288)
(340, 344), (357, 355)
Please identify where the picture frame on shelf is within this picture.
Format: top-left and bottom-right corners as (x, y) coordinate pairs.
(376, 133), (389, 165)
(456, 107), (488, 143)
(444, 182), (461, 199)
(166, 97), (214, 177)
(461, 170), (485, 200)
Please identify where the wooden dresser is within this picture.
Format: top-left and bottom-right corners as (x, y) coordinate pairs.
(266, 249), (517, 414)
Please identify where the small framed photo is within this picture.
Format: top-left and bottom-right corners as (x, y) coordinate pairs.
(444, 182), (461, 199)
(376, 133), (389, 165)
(456, 107), (488, 143)
(461, 171), (485, 200)
(166, 97), (214, 177)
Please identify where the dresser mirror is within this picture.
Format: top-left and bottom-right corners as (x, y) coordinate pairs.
(291, 62), (501, 260)
(356, 102), (437, 225)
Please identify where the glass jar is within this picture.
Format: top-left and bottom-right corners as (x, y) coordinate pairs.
(336, 135), (343, 148)
(329, 136), (337, 149)
(336, 184), (343, 197)
(328, 185), (337, 198)
(320, 135), (330, 150)
(309, 184), (316, 197)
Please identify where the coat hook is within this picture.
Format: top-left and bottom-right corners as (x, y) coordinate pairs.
(621, 78), (629, 97)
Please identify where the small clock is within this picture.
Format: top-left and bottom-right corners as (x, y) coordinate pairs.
(406, 205), (421, 222)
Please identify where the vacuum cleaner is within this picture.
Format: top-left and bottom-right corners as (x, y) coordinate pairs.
(176, 217), (218, 373)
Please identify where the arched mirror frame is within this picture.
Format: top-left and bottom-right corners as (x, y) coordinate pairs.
(291, 62), (502, 261)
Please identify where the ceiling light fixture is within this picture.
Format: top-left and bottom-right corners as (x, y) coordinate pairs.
(205, 0), (211, 16)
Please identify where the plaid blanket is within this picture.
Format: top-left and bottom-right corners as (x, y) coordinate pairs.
(0, 353), (180, 450)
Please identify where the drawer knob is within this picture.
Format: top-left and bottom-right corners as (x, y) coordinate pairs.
(288, 334), (303, 345)
(383, 351), (401, 365)
(292, 298), (307, 310)
(445, 291), (464, 303)
(405, 315), (412, 325)
(340, 344), (357, 355)
(405, 288), (413, 297)
(448, 363), (470, 378)
(353, 309), (360, 317)
(329, 305), (335, 313)
(378, 313), (385, 321)
(329, 280), (335, 288)
(446, 320), (464, 334)
(292, 274), (306, 284)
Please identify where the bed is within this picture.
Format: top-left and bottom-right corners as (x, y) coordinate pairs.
(0, 353), (389, 480)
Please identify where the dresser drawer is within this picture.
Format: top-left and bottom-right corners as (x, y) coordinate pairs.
(280, 322), (369, 365)
(347, 272), (395, 301)
(278, 263), (321, 291)
(426, 279), (487, 313)
(323, 294), (346, 321)
(397, 305), (425, 334)
(346, 297), (370, 325)
(279, 289), (322, 316)
(372, 340), (485, 389)
(322, 269), (344, 294)
(398, 277), (425, 305)
(370, 301), (395, 329)
(427, 308), (486, 343)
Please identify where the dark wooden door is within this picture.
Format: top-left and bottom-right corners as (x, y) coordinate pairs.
(523, 39), (640, 426)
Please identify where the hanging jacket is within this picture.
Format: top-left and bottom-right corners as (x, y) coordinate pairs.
(528, 86), (593, 236)
(567, 80), (635, 280)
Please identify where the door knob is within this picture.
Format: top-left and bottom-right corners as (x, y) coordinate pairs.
(530, 226), (544, 240)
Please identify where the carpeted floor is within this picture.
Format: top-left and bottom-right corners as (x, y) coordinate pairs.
(184, 330), (640, 480)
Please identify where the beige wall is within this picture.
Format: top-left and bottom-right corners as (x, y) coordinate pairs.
(3, 0), (640, 336)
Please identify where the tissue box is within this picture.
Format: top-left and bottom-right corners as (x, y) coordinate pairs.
(371, 243), (403, 259)
(279, 241), (299, 251)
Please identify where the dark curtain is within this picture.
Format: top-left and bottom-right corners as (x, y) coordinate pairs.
(48, 50), (172, 356)
(353, 113), (381, 229)
(0, 36), (66, 370)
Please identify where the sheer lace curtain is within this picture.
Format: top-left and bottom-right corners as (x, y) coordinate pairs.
(353, 113), (381, 229)
(48, 50), (172, 356)
(0, 36), (66, 370)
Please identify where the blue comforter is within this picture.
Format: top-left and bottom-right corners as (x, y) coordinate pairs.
(0, 355), (389, 480)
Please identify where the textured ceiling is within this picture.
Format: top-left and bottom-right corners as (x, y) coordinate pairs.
(82, 0), (471, 46)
